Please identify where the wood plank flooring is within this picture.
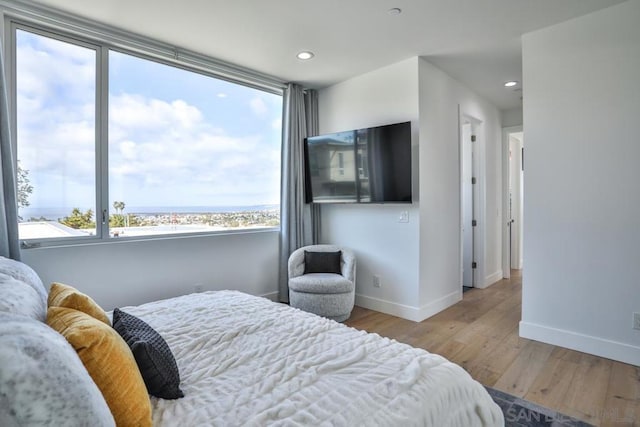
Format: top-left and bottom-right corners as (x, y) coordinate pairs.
(344, 271), (640, 426)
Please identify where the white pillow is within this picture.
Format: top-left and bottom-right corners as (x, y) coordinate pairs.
(0, 313), (115, 427)
(0, 273), (45, 321)
(0, 257), (47, 307)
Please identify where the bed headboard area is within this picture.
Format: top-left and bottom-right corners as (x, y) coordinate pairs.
(0, 256), (116, 427)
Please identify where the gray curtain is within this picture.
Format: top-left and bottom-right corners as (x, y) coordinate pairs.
(278, 84), (320, 302)
(304, 89), (321, 244)
(0, 41), (20, 261)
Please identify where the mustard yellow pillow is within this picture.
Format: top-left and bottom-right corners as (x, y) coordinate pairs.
(48, 282), (110, 325)
(47, 306), (152, 427)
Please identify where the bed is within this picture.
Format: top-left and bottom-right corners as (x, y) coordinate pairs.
(0, 257), (504, 426)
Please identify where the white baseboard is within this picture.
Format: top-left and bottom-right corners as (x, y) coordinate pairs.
(354, 294), (422, 321)
(417, 290), (462, 321)
(477, 269), (503, 289)
(259, 291), (279, 302)
(519, 321), (640, 366)
(355, 290), (461, 322)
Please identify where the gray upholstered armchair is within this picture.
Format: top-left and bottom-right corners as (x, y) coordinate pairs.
(288, 244), (356, 322)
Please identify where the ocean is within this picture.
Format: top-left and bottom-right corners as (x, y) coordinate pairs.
(20, 205), (279, 221)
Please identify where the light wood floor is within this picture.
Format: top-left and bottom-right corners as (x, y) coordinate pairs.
(345, 271), (640, 426)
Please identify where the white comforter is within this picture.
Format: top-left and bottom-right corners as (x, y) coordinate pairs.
(121, 291), (503, 427)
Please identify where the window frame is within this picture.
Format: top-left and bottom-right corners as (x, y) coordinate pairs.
(4, 12), (284, 248)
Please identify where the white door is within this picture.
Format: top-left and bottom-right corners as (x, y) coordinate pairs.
(509, 133), (524, 270)
(462, 123), (474, 287)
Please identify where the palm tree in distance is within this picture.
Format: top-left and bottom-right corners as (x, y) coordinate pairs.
(112, 201), (127, 227)
(113, 201), (125, 214)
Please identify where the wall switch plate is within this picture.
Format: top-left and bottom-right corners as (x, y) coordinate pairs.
(398, 211), (409, 223)
(373, 275), (381, 288)
(633, 312), (640, 330)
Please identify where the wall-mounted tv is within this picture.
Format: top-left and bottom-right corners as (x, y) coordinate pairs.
(304, 121), (412, 204)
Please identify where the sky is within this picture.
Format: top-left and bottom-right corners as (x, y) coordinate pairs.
(16, 29), (282, 215)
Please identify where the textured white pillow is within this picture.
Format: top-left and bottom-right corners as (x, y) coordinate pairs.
(0, 257), (47, 307)
(0, 313), (115, 427)
(0, 273), (46, 321)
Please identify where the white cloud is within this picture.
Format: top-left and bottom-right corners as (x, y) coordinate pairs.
(118, 141), (137, 160)
(249, 97), (268, 118)
(110, 94), (204, 132)
(16, 34), (95, 109)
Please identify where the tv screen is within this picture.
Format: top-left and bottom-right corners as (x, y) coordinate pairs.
(304, 121), (412, 204)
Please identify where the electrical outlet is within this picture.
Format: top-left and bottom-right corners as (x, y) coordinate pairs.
(373, 275), (381, 288)
(633, 312), (640, 330)
(398, 211), (409, 223)
(194, 284), (204, 293)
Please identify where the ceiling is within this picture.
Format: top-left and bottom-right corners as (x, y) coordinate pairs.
(31, 0), (626, 111)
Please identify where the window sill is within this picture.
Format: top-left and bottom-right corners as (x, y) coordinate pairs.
(20, 227), (280, 250)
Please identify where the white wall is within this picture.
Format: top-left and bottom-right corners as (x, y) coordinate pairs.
(318, 56), (503, 321)
(501, 107), (523, 128)
(521, 0), (640, 366)
(417, 58), (503, 310)
(22, 230), (279, 310)
(318, 58), (421, 319)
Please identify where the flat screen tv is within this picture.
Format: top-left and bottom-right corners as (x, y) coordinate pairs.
(304, 121), (412, 204)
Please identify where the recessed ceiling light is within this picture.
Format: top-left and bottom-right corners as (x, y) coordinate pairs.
(504, 81), (518, 87)
(297, 51), (314, 60)
(388, 7), (402, 15)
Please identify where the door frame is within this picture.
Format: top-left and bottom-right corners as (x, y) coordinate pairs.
(501, 125), (523, 279)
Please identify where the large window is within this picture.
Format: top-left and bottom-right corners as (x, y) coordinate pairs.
(13, 25), (282, 243)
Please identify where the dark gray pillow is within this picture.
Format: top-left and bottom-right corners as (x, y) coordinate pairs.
(112, 309), (184, 400)
(304, 251), (342, 274)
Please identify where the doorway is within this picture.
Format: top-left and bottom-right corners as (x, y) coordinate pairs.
(502, 126), (524, 278)
(460, 117), (480, 290)
(509, 132), (523, 270)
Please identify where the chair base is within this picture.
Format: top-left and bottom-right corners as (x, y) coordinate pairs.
(289, 289), (354, 323)
(328, 312), (352, 323)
